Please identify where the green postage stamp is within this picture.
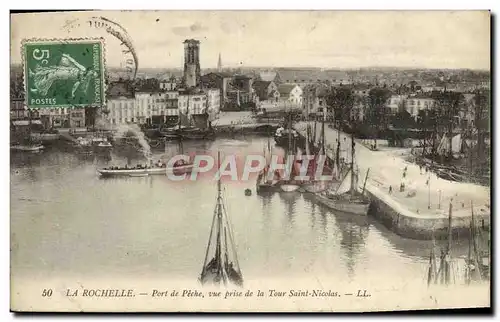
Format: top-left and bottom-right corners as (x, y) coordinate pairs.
(22, 38), (106, 109)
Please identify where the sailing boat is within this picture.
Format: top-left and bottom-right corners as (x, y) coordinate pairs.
(314, 135), (370, 216)
(169, 138), (194, 175)
(256, 138), (280, 193)
(302, 108), (336, 193)
(427, 201), (456, 286)
(280, 109), (301, 192)
(199, 152), (244, 287)
(464, 201), (490, 284)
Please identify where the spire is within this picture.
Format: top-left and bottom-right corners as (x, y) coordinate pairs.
(217, 53), (222, 72)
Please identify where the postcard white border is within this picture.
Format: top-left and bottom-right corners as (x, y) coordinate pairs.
(4, 0), (498, 321)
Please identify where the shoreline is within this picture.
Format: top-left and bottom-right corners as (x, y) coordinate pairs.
(293, 122), (491, 240)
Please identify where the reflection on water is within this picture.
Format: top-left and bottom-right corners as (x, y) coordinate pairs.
(10, 137), (473, 286)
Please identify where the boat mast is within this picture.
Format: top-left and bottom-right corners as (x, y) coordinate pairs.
(321, 106), (326, 156)
(350, 133), (356, 196)
(216, 151), (226, 284)
(445, 200), (453, 284)
(287, 102), (292, 154)
(470, 201), (483, 282)
(305, 87), (311, 156)
(427, 244), (436, 286)
(335, 112), (341, 174)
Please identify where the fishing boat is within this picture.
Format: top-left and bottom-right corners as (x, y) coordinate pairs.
(256, 168), (281, 192)
(274, 127), (298, 147)
(279, 110), (301, 193)
(95, 138), (113, 151)
(161, 131), (181, 141)
(301, 109), (339, 193)
(97, 162), (194, 178)
(256, 134), (281, 193)
(314, 136), (371, 216)
(10, 142), (45, 152)
(426, 202), (458, 286)
(199, 152), (244, 287)
(464, 201), (490, 284)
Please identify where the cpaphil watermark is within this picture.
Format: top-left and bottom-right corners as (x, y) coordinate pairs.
(164, 153), (337, 182)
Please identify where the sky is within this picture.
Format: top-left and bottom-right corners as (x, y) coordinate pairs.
(10, 10), (491, 70)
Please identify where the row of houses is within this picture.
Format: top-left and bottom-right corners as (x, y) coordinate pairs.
(104, 80), (220, 128)
(10, 98), (87, 129)
(199, 72), (305, 111)
(10, 78), (221, 129)
(302, 82), (483, 127)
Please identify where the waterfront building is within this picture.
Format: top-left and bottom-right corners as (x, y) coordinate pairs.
(106, 81), (136, 126)
(178, 88), (207, 128)
(10, 98), (36, 121)
(204, 88), (221, 121)
(278, 84), (303, 106)
(200, 72), (233, 109)
(37, 107), (70, 128)
(405, 94), (436, 119)
(252, 80), (278, 102)
(106, 80), (181, 126)
(160, 76), (178, 91)
(302, 83), (329, 117)
(386, 94), (408, 115)
(69, 108), (86, 128)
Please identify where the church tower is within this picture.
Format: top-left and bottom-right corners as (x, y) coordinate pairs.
(217, 53), (222, 72)
(183, 39), (201, 88)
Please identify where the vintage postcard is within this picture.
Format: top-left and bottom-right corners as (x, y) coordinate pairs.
(10, 10), (491, 312)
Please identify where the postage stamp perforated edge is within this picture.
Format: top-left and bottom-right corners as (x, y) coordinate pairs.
(21, 37), (107, 110)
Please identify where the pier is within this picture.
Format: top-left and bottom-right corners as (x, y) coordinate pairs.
(294, 122), (491, 240)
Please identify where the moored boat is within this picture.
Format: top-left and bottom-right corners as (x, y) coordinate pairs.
(274, 127), (298, 146)
(200, 152), (244, 287)
(280, 183), (300, 192)
(180, 129), (216, 140)
(314, 137), (371, 216)
(315, 190), (370, 216)
(97, 162), (194, 178)
(10, 143), (45, 152)
(96, 140), (112, 149)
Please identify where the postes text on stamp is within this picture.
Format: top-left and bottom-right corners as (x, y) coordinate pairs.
(23, 38), (105, 109)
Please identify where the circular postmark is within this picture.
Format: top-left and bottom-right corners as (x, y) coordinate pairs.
(61, 16), (139, 81)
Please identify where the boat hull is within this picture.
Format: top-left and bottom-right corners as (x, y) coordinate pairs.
(257, 182), (280, 193)
(10, 145), (44, 152)
(181, 132), (216, 141)
(302, 181), (333, 193)
(314, 193), (370, 216)
(97, 164), (194, 178)
(280, 184), (300, 192)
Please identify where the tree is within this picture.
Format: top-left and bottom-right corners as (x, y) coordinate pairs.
(366, 87), (392, 149)
(430, 90), (464, 158)
(473, 89), (490, 162)
(391, 110), (415, 129)
(325, 86), (355, 130)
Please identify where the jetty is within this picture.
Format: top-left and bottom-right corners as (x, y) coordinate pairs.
(294, 122), (490, 240)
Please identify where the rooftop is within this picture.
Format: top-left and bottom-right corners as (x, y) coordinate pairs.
(108, 81), (135, 99)
(183, 39), (200, 44)
(202, 72), (233, 79)
(277, 84), (298, 96)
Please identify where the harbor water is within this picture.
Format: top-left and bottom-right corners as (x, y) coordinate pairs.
(11, 136), (473, 287)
